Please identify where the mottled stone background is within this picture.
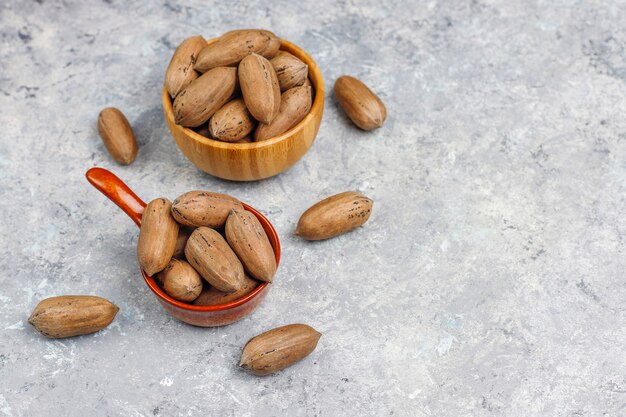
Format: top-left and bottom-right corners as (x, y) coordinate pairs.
(1, 0), (625, 416)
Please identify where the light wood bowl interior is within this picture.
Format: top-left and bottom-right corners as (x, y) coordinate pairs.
(163, 38), (324, 181)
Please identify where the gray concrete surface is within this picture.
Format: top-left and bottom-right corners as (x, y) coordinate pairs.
(1, 0), (625, 416)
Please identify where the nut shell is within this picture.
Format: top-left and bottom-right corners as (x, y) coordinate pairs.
(296, 191), (373, 240)
(155, 258), (203, 302)
(239, 324), (321, 376)
(225, 209), (276, 282)
(255, 86), (312, 142)
(334, 75), (387, 131)
(194, 29), (280, 72)
(173, 66), (237, 127)
(171, 191), (243, 228)
(97, 107), (138, 165)
(271, 51), (308, 92)
(193, 274), (258, 306)
(28, 295), (119, 339)
(185, 227), (245, 293)
(164, 35), (206, 98)
(137, 198), (179, 275)
(209, 98), (256, 142)
(303, 77), (315, 101)
(172, 226), (194, 259)
(239, 53), (281, 124)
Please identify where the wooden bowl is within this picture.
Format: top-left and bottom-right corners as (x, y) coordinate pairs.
(86, 167), (280, 327)
(162, 38), (324, 181)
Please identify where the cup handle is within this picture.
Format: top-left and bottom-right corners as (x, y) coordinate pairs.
(85, 167), (146, 227)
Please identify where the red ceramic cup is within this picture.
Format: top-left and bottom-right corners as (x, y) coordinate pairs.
(85, 167), (279, 327)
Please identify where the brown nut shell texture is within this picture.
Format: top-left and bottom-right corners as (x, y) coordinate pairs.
(225, 209), (276, 283)
(156, 258), (203, 302)
(238, 53), (281, 124)
(185, 227), (245, 293)
(97, 107), (138, 165)
(171, 191), (243, 228)
(296, 191), (373, 240)
(193, 274), (259, 306)
(137, 198), (179, 276)
(209, 98), (256, 142)
(255, 85), (312, 141)
(334, 75), (387, 131)
(164, 35), (207, 98)
(28, 295), (119, 339)
(240, 324), (321, 376)
(194, 29), (280, 72)
(270, 51), (308, 92)
(173, 66), (238, 127)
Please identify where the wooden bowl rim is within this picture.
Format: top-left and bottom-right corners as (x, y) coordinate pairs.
(141, 203), (280, 312)
(162, 37), (325, 149)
